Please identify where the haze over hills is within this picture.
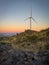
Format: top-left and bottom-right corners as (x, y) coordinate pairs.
(0, 32), (17, 37)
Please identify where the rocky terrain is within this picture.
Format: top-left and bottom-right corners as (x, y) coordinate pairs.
(0, 28), (49, 65)
(0, 43), (49, 65)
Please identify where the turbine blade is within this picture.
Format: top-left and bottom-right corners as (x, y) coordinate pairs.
(24, 17), (29, 21)
(32, 17), (37, 23)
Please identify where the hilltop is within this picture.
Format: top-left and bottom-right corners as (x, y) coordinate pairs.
(0, 28), (49, 52)
(10, 28), (49, 51)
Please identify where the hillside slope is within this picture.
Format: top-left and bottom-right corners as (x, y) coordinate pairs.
(0, 28), (49, 65)
(0, 28), (49, 52)
(10, 28), (49, 52)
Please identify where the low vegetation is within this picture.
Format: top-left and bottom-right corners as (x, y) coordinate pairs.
(0, 28), (49, 65)
(0, 28), (49, 52)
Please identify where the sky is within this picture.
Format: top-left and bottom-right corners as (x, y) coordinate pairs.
(0, 0), (49, 32)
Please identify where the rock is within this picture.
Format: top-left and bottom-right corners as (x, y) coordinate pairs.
(0, 43), (49, 65)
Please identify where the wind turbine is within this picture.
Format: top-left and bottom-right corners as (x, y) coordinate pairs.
(24, 8), (37, 30)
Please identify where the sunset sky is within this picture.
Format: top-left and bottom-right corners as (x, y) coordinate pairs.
(0, 0), (49, 32)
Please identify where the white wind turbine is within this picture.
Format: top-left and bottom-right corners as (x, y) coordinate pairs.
(24, 8), (37, 30)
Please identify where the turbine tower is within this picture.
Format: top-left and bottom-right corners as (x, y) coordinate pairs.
(25, 7), (37, 30)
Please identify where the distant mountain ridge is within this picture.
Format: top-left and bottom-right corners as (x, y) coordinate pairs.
(0, 32), (17, 37)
